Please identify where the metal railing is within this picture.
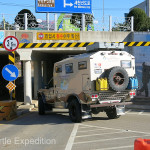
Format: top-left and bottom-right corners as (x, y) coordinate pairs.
(0, 13), (134, 31)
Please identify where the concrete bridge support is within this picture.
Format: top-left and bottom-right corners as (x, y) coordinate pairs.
(24, 61), (32, 105)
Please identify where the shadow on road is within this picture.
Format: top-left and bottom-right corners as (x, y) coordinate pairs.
(0, 111), (112, 125)
(0, 111), (73, 125)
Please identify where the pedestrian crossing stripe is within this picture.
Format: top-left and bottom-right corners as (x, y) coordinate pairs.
(1, 42), (150, 49)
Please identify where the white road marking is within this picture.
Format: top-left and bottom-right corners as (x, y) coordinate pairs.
(92, 145), (134, 150)
(80, 124), (126, 132)
(139, 110), (144, 115)
(74, 135), (150, 145)
(79, 126), (93, 129)
(125, 109), (132, 114)
(80, 124), (150, 135)
(78, 128), (109, 133)
(65, 123), (79, 150)
(76, 131), (126, 138)
(126, 111), (150, 116)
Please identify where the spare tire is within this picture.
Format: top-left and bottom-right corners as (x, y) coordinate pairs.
(105, 67), (129, 92)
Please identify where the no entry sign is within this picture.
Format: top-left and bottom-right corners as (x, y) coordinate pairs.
(3, 36), (19, 51)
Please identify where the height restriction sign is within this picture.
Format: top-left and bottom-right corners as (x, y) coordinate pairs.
(3, 36), (19, 51)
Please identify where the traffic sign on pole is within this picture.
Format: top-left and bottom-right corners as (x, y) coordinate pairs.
(36, 0), (92, 14)
(6, 82), (16, 92)
(2, 64), (19, 82)
(3, 36), (19, 52)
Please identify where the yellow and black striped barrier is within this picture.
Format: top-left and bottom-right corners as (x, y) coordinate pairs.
(18, 42), (95, 48)
(8, 52), (16, 100)
(1, 41), (150, 49)
(122, 42), (150, 47)
(0, 100), (17, 121)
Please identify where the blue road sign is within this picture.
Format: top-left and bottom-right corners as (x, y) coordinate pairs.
(36, 0), (92, 14)
(2, 65), (19, 81)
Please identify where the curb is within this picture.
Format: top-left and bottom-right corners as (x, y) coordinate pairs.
(126, 104), (150, 110)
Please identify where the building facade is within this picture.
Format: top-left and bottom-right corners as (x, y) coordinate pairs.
(130, 0), (150, 17)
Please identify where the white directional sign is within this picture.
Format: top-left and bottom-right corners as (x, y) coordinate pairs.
(64, 0), (73, 7)
(36, 0), (92, 13)
(3, 36), (19, 52)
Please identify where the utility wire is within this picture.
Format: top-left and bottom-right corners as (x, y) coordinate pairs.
(0, 2), (34, 7)
(0, 2), (129, 11)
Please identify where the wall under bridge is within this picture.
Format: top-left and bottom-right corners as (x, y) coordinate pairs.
(0, 30), (133, 104)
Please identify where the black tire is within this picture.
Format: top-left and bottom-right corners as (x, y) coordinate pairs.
(69, 100), (82, 123)
(38, 96), (45, 115)
(106, 107), (120, 119)
(106, 67), (129, 92)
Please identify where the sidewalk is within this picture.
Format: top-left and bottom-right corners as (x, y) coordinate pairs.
(17, 100), (38, 116)
(126, 96), (150, 110)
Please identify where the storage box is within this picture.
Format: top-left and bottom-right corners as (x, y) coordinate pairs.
(96, 78), (108, 91)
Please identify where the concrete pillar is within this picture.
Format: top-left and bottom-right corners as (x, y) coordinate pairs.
(54, 14), (57, 31)
(109, 16), (112, 32)
(24, 61), (32, 105)
(24, 13), (28, 30)
(34, 61), (42, 99)
(82, 14), (85, 31)
(131, 16), (134, 32)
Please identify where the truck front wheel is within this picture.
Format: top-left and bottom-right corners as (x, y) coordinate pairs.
(38, 96), (45, 115)
(69, 100), (82, 123)
(106, 107), (120, 119)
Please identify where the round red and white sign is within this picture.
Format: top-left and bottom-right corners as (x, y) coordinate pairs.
(3, 36), (19, 52)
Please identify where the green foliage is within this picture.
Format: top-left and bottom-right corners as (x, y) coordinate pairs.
(70, 13), (94, 30)
(127, 8), (150, 31)
(15, 9), (38, 28)
(112, 22), (130, 31)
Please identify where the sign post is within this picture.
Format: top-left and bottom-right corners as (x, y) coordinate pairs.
(3, 36), (19, 100)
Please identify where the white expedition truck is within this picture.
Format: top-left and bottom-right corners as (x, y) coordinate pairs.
(38, 42), (138, 122)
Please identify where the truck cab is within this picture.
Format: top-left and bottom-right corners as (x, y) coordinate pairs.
(38, 42), (138, 122)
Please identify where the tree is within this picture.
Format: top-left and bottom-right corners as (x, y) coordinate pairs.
(127, 8), (150, 31)
(15, 9), (38, 28)
(70, 13), (94, 30)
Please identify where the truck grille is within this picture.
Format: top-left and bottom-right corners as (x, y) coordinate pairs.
(99, 91), (129, 101)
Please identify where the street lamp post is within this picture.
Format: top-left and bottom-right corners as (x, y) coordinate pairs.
(103, 0), (104, 31)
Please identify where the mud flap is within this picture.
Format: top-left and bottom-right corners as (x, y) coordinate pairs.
(116, 105), (125, 115)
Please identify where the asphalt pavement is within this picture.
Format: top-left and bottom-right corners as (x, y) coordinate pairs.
(0, 108), (150, 150)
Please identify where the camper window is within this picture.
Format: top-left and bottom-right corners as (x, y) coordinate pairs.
(55, 65), (62, 73)
(78, 61), (87, 70)
(65, 63), (73, 74)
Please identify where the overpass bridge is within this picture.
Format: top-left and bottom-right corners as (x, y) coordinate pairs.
(0, 30), (133, 104)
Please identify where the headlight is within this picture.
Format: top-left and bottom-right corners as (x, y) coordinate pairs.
(121, 60), (131, 68)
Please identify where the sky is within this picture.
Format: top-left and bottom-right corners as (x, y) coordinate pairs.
(0, 0), (145, 23)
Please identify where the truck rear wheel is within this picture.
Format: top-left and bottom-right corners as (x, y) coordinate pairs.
(106, 67), (129, 92)
(106, 107), (120, 119)
(69, 100), (82, 123)
(38, 96), (45, 115)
